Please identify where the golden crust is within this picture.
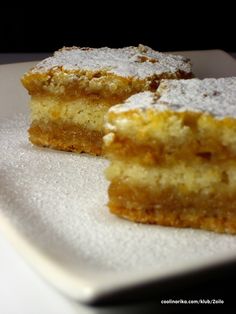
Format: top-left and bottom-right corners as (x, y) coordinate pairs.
(21, 45), (193, 98)
(104, 111), (236, 163)
(21, 69), (192, 99)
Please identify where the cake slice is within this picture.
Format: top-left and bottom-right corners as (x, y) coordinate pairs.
(21, 45), (192, 155)
(104, 77), (236, 234)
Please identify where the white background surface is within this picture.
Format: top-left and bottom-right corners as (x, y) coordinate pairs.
(0, 232), (90, 314)
(0, 232), (156, 314)
(1, 52), (236, 313)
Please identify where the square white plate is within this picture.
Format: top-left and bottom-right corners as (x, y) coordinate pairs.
(1, 50), (236, 304)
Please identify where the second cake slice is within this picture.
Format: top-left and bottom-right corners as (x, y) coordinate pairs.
(21, 45), (192, 155)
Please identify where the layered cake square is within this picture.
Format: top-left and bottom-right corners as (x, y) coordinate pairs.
(104, 77), (236, 234)
(21, 45), (192, 155)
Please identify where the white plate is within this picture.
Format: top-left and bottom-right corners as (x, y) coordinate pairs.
(1, 50), (236, 304)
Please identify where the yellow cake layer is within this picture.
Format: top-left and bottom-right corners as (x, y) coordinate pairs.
(30, 96), (113, 132)
(106, 160), (236, 193)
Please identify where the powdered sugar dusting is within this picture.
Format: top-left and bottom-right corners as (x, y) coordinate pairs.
(158, 77), (236, 118)
(30, 45), (191, 78)
(1, 114), (236, 275)
(110, 77), (236, 119)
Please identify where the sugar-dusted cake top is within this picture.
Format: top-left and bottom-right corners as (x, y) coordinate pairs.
(110, 77), (236, 118)
(30, 45), (192, 79)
